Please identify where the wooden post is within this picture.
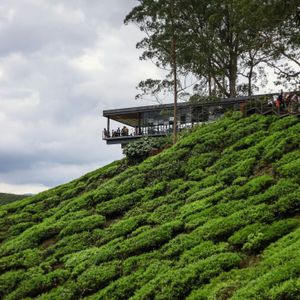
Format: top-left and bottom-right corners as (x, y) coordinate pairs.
(240, 102), (246, 117)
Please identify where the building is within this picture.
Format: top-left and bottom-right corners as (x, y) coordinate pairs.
(102, 92), (300, 145)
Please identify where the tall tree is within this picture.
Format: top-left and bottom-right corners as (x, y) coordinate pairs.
(126, 0), (299, 102)
(177, 0), (295, 97)
(125, 0), (185, 143)
(262, 3), (300, 88)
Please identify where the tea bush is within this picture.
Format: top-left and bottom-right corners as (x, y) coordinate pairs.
(59, 215), (105, 237)
(5, 269), (69, 300)
(0, 270), (25, 296)
(76, 261), (120, 296)
(241, 219), (299, 252)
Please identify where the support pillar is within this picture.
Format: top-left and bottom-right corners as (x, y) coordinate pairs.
(107, 117), (110, 136)
(138, 113), (141, 135)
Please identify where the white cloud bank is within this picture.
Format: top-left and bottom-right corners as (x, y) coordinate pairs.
(0, 0), (161, 193)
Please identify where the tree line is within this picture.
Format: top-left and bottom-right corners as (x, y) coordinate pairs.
(125, 0), (300, 99)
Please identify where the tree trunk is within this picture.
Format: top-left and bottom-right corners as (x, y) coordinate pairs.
(248, 66), (253, 96)
(171, 0), (178, 144)
(229, 52), (238, 97)
(208, 59), (212, 96)
(171, 37), (178, 144)
(208, 71), (212, 97)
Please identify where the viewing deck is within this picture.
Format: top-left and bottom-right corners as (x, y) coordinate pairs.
(102, 92), (300, 145)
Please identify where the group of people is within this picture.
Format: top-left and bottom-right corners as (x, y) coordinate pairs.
(270, 91), (300, 113)
(103, 126), (130, 138)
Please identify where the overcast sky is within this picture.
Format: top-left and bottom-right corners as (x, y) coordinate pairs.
(0, 0), (162, 194)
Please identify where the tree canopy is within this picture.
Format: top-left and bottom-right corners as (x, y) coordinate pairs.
(125, 0), (300, 99)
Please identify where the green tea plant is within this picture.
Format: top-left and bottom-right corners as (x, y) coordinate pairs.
(0, 114), (299, 299)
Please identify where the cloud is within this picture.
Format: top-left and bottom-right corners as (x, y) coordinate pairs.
(0, 0), (161, 193)
(0, 182), (49, 195)
(0, 1), (95, 56)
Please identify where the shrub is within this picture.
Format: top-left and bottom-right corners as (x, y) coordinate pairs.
(100, 215), (146, 244)
(261, 133), (299, 162)
(57, 209), (91, 221)
(268, 278), (300, 299)
(118, 221), (183, 257)
(5, 269), (69, 299)
(0, 249), (43, 273)
(274, 149), (300, 167)
(269, 115), (299, 132)
(0, 270), (25, 296)
(188, 169), (207, 180)
(59, 215), (105, 237)
(7, 221), (36, 237)
(178, 241), (229, 266)
(52, 231), (95, 259)
(114, 173), (146, 196)
(184, 213), (209, 230)
(217, 158), (256, 184)
(185, 184), (224, 203)
(96, 190), (144, 217)
(0, 221), (63, 255)
(36, 282), (77, 300)
(230, 256), (300, 300)
(197, 214), (247, 242)
(147, 203), (181, 224)
(161, 231), (203, 259)
(272, 188), (300, 216)
(180, 198), (210, 219)
(130, 252), (242, 300)
(76, 261), (120, 296)
(198, 174), (219, 188)
(249, 179), (299, 205)
(62, 239), (121, 274)
(229, 223), (264, 248)
(123, 136), (170, 163)
(86, 271), (143, 300)
(233, 175), (274, 199)
(277, 158), (300, 182)
(229, 131), (267, 151)
(183, 151), (219, 175)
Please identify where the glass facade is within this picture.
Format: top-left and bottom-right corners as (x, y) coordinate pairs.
(103, 91), (300, 143)
(138, 107), (194, 135)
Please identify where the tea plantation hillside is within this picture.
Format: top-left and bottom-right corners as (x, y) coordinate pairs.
(1, 114), (300, 300)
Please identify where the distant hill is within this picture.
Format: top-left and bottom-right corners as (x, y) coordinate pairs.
(0, 192), (29, 205)
(0, 113), (299, 299)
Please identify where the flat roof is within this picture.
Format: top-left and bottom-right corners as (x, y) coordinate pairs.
(102, 93), (279, 117)
(103, 102), (188, 117)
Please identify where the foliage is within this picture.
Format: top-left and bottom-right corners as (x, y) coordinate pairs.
(123, 136), (171, 163)
(125, 0), (299, 99)
(0, 193), (29, 206)
(0, 114), (299, 299)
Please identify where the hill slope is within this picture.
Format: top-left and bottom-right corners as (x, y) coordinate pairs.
(0, 114), (300, 300)
(0, 193), (29, 206)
